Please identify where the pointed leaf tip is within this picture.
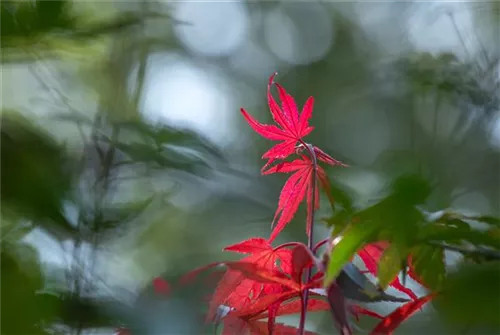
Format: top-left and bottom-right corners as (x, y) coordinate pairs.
(269, 72), (278, 86)
(370, 294), (434, 335)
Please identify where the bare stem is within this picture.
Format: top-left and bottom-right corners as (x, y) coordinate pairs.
(297, 141), (318, 335)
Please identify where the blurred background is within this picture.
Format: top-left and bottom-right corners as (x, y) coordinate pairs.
(1, 1), (499, 334)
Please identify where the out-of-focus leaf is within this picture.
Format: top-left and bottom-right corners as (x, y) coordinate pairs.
(326, 282), (352, 335)
(1, 214), (34, 243)
(377, 244), (407, 290)
(349, 174), (428, 245)
(324, 209), (351, 237)
(116, 121), (223, 160)
(409, 245), (446, 291)
(327, 181), (354, 213)
(390, 174), (432, 206)
(419, 225), (500, 249)
(114, 142), (208, 174)
(373, 150), (427, 179)
(469, 215), (500, 227)
(1, 111), (77, 240)
(106, 121), (224, 177)
(35, 0), (73, 31)
(438, 218), (471, 232)
(1, 243), (52, 335)
(99, 195), (155, 229)
(324, 222), (379, 286)
(50, 111), (95, 126)
(337, 262), (408, 303)
(56, 293), (134, 329)
(434, 262), (500, 329)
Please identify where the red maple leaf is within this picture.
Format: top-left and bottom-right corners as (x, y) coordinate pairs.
(240, 72), (345, 243)
(195, 238), (293, 323)
(240, 73), (315, 172)
(207, 242), (382, 335)
(370, 294), (434, 335)
(264, 153), (343, 242)
(222, 296), (327, 335)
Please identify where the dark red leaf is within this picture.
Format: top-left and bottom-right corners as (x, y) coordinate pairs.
(231, 291), (297, 318)
(225, 261), (300, 291)
(269, 297), (330, 317)
(370, 294), (434, 335)
(291, 245), (313, 284)
(152, 277), (170, 295)
(327, 282), (352, 335)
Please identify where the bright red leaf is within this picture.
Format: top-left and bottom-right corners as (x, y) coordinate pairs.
(263, 156), (322, 241)
(205, 238), (293, 322)
(240, 73), (315, 172)
(370, 294), (434, 335)
(350, 305), (384, 321)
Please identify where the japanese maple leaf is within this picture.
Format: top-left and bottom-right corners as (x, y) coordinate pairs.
(204, 238), (294, 322)
(217, 244), (384, 335)
(358, 242), (418, 300)
(264, 153), (343, 242)
(222, 296), (328, 335)
(240, 73), (314, 171)
(370, 294), (434, 335)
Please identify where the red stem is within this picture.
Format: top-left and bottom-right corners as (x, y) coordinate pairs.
(297, 141), (318, 335)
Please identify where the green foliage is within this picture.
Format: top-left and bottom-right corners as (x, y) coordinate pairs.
(1, 243), (55, 335)
(434, 262), (500, 329)
(377, 243), (407, 289)
(1, 111), (77, 240)
(410, 245), (446, 291)
(110, 120), (224, 176)
(324, 173), (500, 293)
(1, 0), (74, 42)
(324, 221), (379, 286)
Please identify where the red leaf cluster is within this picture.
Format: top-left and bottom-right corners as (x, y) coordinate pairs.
(241, 73), (346, 241)
(116, 73), (435, 335)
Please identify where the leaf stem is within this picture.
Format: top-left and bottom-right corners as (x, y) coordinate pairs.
(297, 141), (318, 335)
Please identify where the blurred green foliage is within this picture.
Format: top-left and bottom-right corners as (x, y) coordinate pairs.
(1, 1), (499, 334)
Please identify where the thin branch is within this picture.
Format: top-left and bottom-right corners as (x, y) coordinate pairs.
(297, 141), (318, 335)
(428, 241), (500, 260)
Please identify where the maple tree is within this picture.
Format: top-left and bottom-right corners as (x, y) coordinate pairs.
(115, 73), (500, 335)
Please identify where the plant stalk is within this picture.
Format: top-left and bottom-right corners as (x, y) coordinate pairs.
(297, 141), (318, 335)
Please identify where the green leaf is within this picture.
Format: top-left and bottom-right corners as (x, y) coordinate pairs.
(390, 174), (432, 206)
(99, 195), (155, 229)
(420, 225), (500, 249)
(1, 243), (51, 335)
(410, 245), (446, 291)
(323, 209), (351, 236)
(470, 215), (500, 227)
(434, 262), (500, 329)
(1, 111), (77, 240)
(377, 244), (407, 289)
(328, 181), (354, 213)
(324, 222), (379, 286)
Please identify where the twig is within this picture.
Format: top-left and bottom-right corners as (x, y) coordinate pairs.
(428, 241), (500, 260)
